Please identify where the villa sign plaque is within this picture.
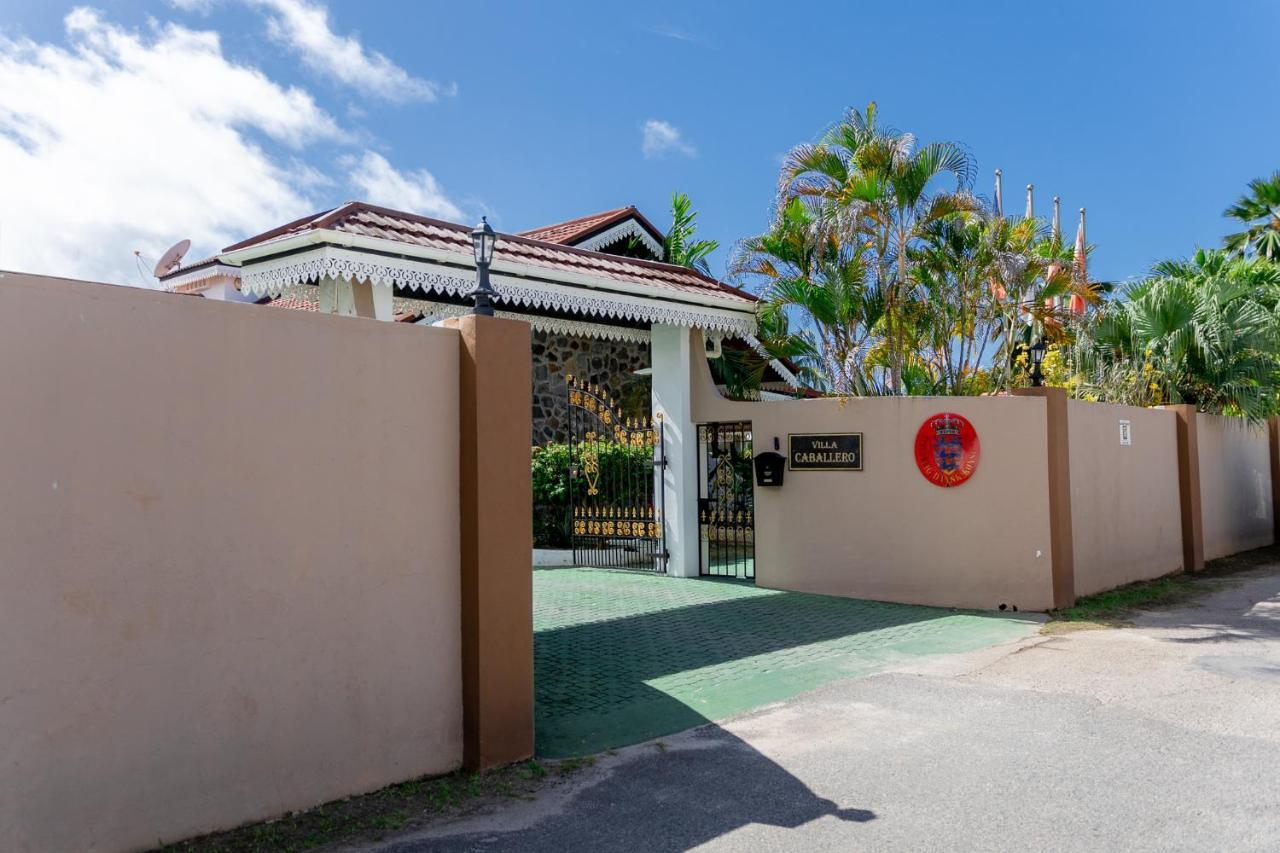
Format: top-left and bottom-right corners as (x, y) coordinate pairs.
(788, 433), (863, 471)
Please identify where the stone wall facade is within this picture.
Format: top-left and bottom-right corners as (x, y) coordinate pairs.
(531, 330), (650, 445)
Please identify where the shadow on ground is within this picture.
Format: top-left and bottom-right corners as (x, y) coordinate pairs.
(385, 723), (876, 853)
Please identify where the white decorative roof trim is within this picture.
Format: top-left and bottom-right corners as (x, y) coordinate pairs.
(572, 219), (664, 257)
(239, 246), (755, 337)
(525, 316), (649, 344)
(398, 298), (651, 343)
(159, 263), (239, 291)
(242, 249), (472, 299)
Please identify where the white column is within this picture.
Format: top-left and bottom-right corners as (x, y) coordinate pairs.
(318, 275), (355, 315)
(318, 276), (393, 319)
(350, 280), (394, 319)
(372, 282), (394, 320)
(651, 323), (701, 578)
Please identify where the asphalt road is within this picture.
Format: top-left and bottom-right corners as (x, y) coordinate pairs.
(362, 568), (1280, 852)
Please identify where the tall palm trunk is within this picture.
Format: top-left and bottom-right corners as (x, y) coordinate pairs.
(891, 220), (911, 394)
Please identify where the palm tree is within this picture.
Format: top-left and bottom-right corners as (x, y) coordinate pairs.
(1224, 172), (1280, 262)
(710, 308), (824, 398)
(909, 213), (1006, 394)
(1074, 249), (1280, 420)
(777, 102), (979, 393)
(904, 206), (1089, 394)
(732, 198), (881, 395)
(663, 191), (719, 274)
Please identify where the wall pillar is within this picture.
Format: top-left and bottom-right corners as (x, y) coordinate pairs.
(651, 324), (701, 578)
(1170, 405), (1205, 572)
(1270, 416), (1280, 543)
(444, 314), (534, 770)
(1013, 387), (1075, 608)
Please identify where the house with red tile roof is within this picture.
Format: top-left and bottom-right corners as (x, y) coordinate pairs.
(160, 202), (803, 444)
(156, 200), (811, 578)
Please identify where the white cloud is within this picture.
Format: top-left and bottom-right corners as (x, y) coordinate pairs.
(346, 151), (462, 220)
(642, 119), (695, 159)
(647, 26), (698, 43)
(248, 0), (451, 102)
(0, 8), (342, 283)
(166, 0), (217, 11)
(0, 8), (464, 285)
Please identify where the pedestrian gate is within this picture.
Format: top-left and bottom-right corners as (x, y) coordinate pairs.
(567, 374), (666, 572)
(697, 421), (755, 580)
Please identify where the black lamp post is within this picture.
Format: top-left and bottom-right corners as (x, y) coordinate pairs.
(1029, 337), (1047, 388)
(469, 217), (498, 316)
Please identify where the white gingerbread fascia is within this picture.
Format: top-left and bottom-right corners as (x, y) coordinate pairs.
(234, 240), (756, 337)
(572, 218), (664, 257)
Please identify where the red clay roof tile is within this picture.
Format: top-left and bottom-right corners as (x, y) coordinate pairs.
(517, 206), (664, 248)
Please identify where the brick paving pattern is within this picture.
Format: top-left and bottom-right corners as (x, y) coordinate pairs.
(534, 568), (1038, 757)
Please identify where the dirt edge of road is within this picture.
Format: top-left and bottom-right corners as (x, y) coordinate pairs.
(1042, 544), (1280, 632)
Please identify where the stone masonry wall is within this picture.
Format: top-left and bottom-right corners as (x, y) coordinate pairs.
(532, 330), (650, 445)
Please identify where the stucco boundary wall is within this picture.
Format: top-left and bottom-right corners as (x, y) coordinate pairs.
(687, 331), (1278, 611)
(0, 274), (533, 852)
(1061, 399), (1183, 598)
(690, 340), (1059, 611)
(1192, 410), (1275, 560)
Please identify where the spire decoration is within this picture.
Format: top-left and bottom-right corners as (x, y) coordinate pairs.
(1070, 208), (1088, 315)
(1046, 196), (1062, 310)
(1025, 184), (1035, 220)
(989, 169), (1006, 301)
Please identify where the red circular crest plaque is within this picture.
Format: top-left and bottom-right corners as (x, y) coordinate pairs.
(914, 412), (980, 487)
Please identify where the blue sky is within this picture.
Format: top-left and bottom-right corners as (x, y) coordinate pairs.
(1, 0), (1276, 286)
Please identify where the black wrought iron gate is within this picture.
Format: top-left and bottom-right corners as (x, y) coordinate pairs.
(567, 374), (666, 572)
(697, 421), (755, 580)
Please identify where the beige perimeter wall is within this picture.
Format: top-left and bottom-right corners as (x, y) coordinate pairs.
(1067, 400), (1183, 596)
(0, 273), (464, 852)
(1196, 413), (1274, 560)
(690, 344), (1056, 611)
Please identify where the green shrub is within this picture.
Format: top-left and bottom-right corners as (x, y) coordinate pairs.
(531, 442), (655, 548)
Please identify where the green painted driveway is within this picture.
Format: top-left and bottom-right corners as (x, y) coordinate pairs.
(534, 568), (1038, 758)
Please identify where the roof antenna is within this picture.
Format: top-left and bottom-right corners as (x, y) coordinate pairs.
(133, 250), (152, 287)
(153, 239), (191, 278)
(1025, 184), (1035, 221)
(151, 239), (191, 290)
(993, 169), (1003, 218)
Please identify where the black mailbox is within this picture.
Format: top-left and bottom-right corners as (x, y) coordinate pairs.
(754, 451), (786, 487)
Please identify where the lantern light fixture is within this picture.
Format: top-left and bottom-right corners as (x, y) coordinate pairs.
(1029, 338), (1047, 388)
(468, 217), (498, 316)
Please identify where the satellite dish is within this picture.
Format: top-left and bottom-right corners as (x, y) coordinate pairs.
(153, 239), (191, 278)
